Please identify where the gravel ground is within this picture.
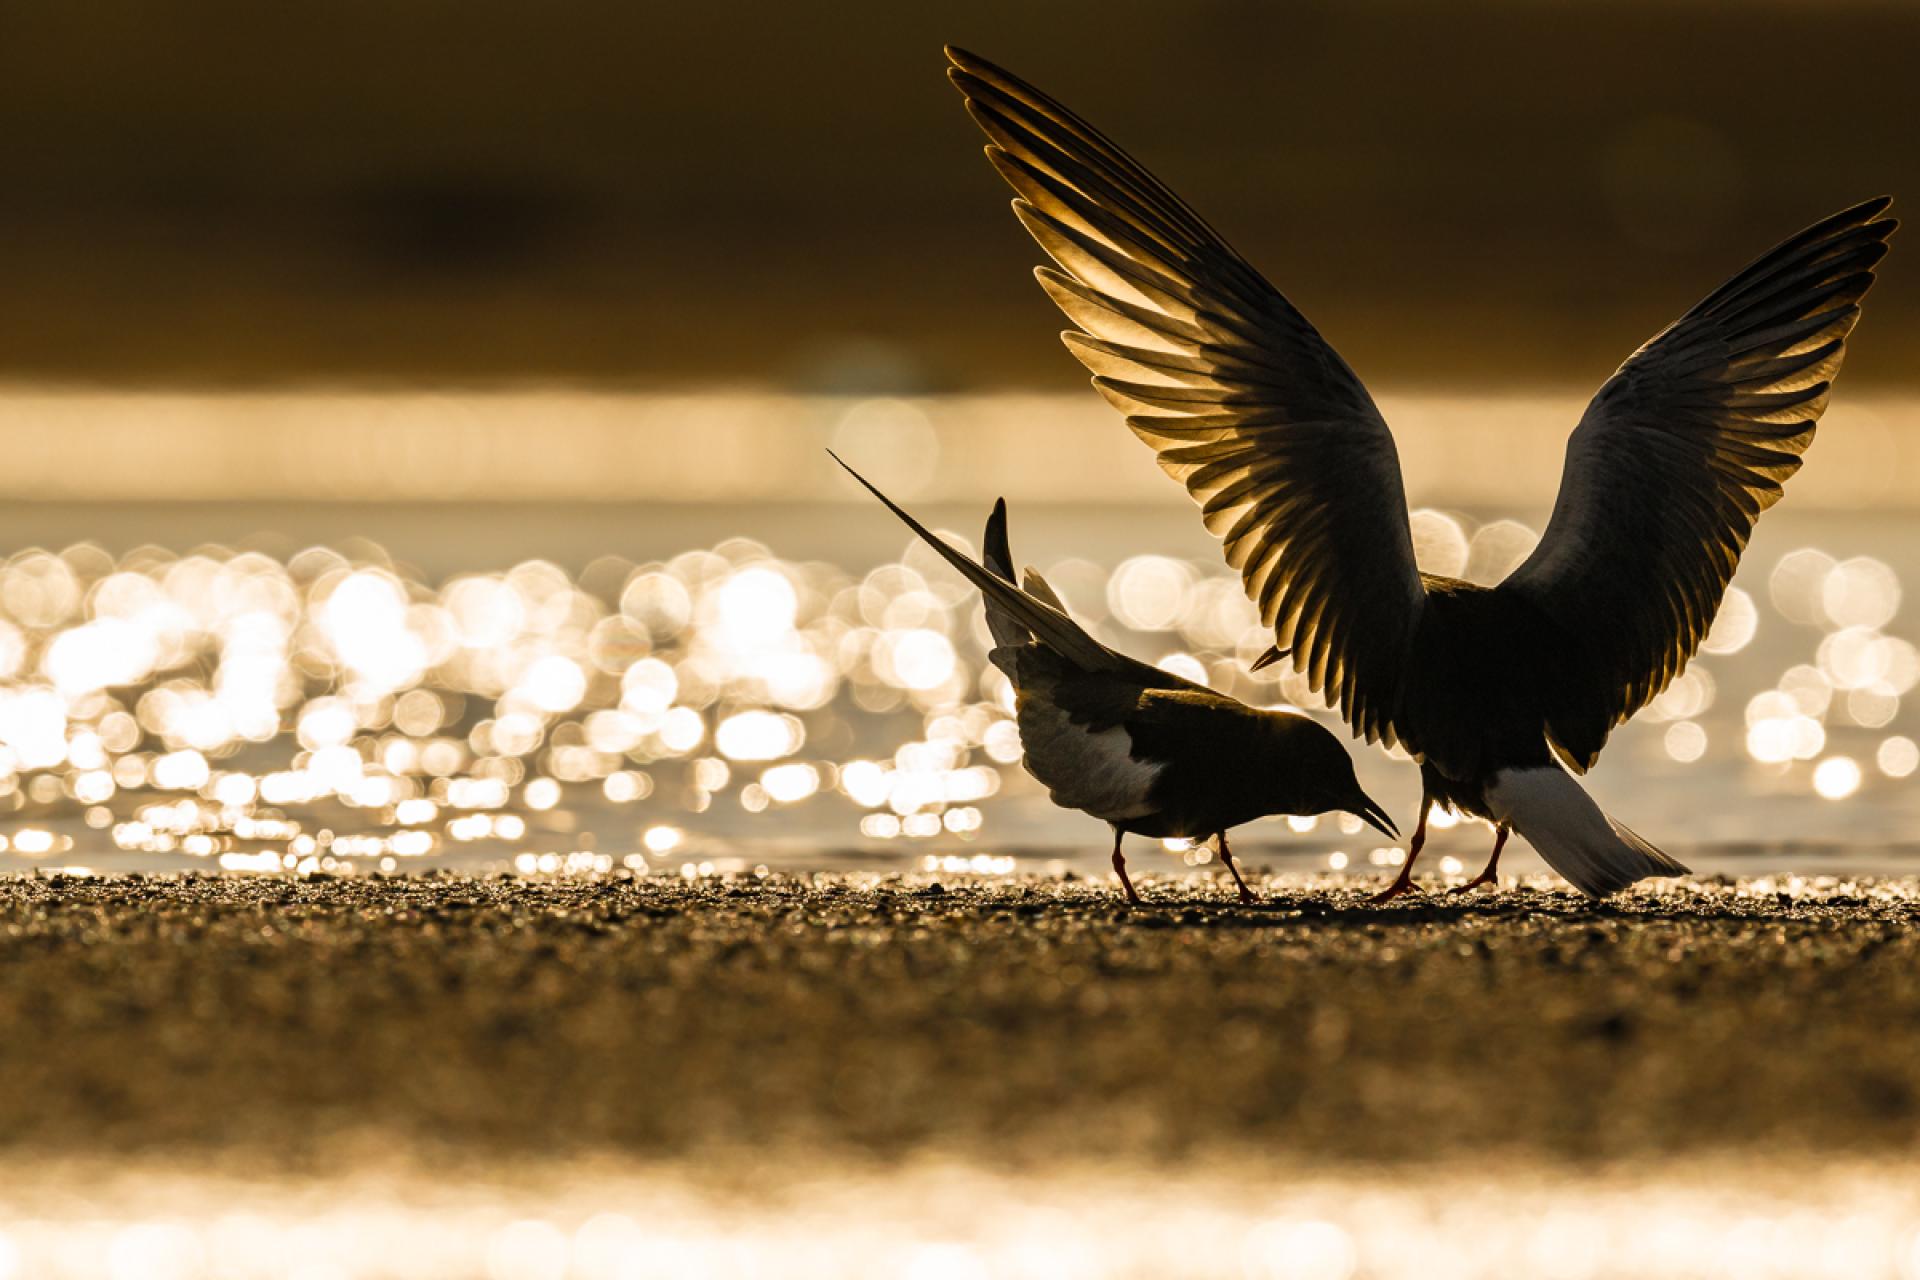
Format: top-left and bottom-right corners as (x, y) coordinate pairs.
(4, 869), (1919, 1169)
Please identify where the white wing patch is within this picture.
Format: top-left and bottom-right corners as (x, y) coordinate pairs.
(1017, 700), (1162, 823)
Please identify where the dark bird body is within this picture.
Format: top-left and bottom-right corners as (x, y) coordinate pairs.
(1396, 579), (1576, 812)
(1011, 650), (1375, 842)
(831, 453), (1397, 903)
(945, 46), (1895, 897)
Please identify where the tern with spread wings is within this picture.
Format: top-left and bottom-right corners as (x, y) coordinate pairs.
(945, 45), (1894, 899)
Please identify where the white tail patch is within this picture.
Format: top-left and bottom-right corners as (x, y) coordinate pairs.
(1484, 767), (1689, 897)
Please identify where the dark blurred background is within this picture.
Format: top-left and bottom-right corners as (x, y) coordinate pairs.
(1, 0), (1914, 391)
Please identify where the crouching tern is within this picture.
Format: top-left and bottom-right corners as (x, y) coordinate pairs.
(946, 45), (1894, 899)
(832, 453), (1397, 904)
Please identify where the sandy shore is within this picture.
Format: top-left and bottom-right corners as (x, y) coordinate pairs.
(4, 868), (1919, 1172)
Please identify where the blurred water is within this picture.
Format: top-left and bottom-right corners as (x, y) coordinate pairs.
(0, 390), (1912, 886)
(5, 1155), (1920, 1280)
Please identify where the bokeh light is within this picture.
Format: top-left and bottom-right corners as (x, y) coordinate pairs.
(1813, 756), (1863, 801)
(0, 506), (1902, 877)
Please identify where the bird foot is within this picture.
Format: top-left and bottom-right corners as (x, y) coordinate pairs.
(1111, 845), (1143, 906)
(1448, 875), (1497, 895)
(1368, 879), (1421, 905)
(1215, 841), (1259, 904)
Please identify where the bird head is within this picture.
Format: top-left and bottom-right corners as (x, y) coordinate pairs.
(1341, 784), (1400, 841)
(1267, 712), (1400, 839)
(1313, 746), (1398, 840)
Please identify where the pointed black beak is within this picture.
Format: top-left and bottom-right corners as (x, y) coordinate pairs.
(1248, 644), (1291, 673)
(1350, 793), (1399, 841)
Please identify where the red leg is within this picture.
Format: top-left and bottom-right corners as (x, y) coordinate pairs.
(1450, 826), (1509, 894)
(1369, 799), (1430, 904)
(1216, 831), (1258, 904)
(1111, 827), (1143, 906)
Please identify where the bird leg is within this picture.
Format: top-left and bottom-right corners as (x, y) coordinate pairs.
(1450, 825), (1509, 894)
(1368, 798), (1430, 904)
(1110, 826), (1143, 906)
(1215, 831), (1258, 904)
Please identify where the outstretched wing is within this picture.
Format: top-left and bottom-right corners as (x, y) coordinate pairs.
(946, 46), (1424, 746)
(828, 450), (1120, 673)
(1502, 197), (1895, 770)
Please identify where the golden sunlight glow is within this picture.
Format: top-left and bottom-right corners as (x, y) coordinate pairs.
(1813, 756), (1864, 801)
(1409, 509), (1470, 579)
(1879, 736), (1919, 779)
(1700, 587), (1758, 655)
(1664, 721), (1708, 764)
(1108, 556), (1194, 631)
(0, 506), (1901, 879)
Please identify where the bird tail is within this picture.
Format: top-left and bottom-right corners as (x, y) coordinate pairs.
(828, 451), (1117, 672)
(979, 499), (1031, 649)
(1484, 767), (1689, 897)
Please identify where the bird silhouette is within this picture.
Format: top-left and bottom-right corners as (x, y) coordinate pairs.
(945, 45), (1894, 899)
(832, 452), (1398, 904)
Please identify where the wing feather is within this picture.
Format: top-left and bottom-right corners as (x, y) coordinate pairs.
(1502, 197), (1895, 769)
(947, 46), (1424, 744)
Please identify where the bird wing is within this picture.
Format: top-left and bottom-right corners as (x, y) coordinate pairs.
(1009, 658), (1168, 823)
(828, 451), (1121, 673)
(978, 498), (1036, 649)
(1012, 654), (1245, 829)
(1500, 197), (1895, 770)
(947, 46), (1424, 745)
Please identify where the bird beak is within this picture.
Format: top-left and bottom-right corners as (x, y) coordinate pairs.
(1350, 794), (1400, 840)
(1248, 645), (1290, 673)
